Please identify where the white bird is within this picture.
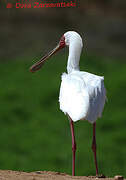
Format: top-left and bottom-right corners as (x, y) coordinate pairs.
(30, 31), (106, 176)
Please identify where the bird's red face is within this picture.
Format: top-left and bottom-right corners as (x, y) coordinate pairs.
(29, 35), (66, 73)
(59, 35), (66, 49)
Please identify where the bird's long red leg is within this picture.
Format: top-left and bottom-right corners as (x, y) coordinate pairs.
(68, 116), (76, 176)
(92, 122), (99, 175)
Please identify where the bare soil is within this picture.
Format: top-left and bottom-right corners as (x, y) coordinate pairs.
(0, 170), (125, 180)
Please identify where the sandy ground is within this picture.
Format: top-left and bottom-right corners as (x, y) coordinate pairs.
(0, 170), (125, 180)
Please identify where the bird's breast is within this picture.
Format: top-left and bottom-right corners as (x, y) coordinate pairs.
(59, 72), (90, 122)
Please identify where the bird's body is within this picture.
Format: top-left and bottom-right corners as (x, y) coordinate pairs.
(59, 31), (106, 123)
(59, 70), (106, 123)
(30, 31), (107, 176)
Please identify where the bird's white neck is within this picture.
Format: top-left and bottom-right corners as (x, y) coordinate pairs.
(67, 40), (82, 74)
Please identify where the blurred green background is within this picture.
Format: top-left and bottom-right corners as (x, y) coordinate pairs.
(0, 0), (126, 177)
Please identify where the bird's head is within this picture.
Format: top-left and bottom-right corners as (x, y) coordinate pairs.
(29, 31), (82, 72)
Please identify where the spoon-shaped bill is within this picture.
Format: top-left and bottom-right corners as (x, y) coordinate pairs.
(30, 44), (61, 73)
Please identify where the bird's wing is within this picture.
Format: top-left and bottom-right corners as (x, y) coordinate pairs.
(81, 72), (106, 123)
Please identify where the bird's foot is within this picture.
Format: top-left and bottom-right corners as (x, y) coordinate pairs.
(96, 174), (106, 178)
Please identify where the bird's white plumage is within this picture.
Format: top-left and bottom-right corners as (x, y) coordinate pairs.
(59, 71), (106, 123)
(59, 31), (106, 123)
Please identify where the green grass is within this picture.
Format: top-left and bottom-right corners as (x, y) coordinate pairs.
(0, 54), (126, 177)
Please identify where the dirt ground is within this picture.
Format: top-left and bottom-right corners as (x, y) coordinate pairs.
(0, 170), (125, 180)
